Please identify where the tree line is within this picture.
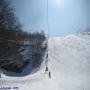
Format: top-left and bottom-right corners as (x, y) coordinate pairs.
(0, 0), (46, 74)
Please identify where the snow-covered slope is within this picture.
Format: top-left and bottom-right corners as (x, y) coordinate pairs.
(0, 33), (90, 90)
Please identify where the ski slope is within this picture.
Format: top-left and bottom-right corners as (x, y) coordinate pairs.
(0, 33), (90, 90)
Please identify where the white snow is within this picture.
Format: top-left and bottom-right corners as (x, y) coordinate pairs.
(0, 33), (90, 90)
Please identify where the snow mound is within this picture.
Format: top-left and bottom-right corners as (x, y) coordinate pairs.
(0, 33), (90, 90)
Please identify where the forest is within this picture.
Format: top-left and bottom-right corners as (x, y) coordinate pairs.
(0, 0), (47, 74)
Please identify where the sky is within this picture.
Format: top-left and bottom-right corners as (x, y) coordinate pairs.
(11, 0), (90, 37)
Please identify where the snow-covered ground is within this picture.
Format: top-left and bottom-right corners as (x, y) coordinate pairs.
(0, 33), (90, 90)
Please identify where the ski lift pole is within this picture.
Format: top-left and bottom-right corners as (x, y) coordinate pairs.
(45, 0), (49, 72)
(47, 0), (49, 39)
(45, 50), (48, 71)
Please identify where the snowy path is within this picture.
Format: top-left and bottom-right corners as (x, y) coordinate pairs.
(0, 33), (90, 90)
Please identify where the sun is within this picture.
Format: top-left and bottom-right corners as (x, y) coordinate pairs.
(53, 0), (62, 5)
(52, 0), (63, 7)
(56, 0), (62, 5)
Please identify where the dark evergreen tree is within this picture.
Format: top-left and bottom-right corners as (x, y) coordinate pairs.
(0, 0), (47, 74)
(0, 0), (22, 40)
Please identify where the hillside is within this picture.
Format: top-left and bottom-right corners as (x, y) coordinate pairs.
(0, 32), (90, 90)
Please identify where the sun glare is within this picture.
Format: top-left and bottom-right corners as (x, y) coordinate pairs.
(54, 0), (62, 5)
(52, 0), (63, 8)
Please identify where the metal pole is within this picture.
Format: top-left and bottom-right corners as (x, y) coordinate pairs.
(47, 0), (49, 39)
(45, 0), (49, 71)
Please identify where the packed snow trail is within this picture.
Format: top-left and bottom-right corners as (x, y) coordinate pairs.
(0, 33), (90, 90)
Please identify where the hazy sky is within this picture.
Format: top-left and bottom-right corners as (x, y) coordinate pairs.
(11, 0), (90, 36)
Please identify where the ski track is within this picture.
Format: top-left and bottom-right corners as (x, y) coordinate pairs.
(0, 33), (90, 90)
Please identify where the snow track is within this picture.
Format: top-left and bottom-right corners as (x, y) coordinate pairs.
(0, 33), (90, 90)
